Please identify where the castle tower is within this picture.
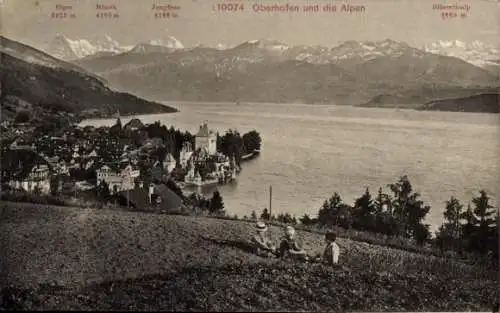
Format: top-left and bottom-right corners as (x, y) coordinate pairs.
(195, 123), (217, 155)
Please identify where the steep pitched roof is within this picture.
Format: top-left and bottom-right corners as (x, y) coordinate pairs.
(195, 124), (210, 137)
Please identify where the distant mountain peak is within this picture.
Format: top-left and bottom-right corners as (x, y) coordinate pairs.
(149, 36), (184, 49)
(128, 43), (175, 54)
(0, 35), (103, 79)
(423, 39), (500, 69)
(46, 34), (132, 61)
(233, 39), (289, 51)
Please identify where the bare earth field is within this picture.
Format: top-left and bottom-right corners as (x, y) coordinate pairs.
(0, 202), (497, 311)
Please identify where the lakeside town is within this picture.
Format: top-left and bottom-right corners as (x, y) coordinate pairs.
(0, 110), (262, 212)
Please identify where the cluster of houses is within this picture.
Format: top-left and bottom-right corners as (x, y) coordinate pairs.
(1, 117), (238, 208)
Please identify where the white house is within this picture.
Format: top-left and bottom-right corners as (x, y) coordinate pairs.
(96, 164), (140, 194)
(8, 164), (51, 194)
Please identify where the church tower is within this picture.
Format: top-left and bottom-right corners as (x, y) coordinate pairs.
(115, 108), (122, 129)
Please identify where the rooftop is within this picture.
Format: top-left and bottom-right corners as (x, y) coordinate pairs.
(195, 123), (213, 137)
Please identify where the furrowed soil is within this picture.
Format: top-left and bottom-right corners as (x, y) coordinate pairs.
(0, 202), (497, 311)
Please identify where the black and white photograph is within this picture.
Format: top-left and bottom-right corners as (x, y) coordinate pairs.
(0, 0), (499, 311)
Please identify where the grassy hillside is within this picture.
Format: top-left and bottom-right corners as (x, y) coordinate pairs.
(0, 36), (177, 119)
(0, 202), (497, 311)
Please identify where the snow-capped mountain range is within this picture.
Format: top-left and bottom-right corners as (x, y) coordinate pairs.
(230, 38), (498, 68)
(47, 34), (133, 60)
(423, 40), (500, 68)
(46, 34), (498, 71)
(46, 34), (184, 60)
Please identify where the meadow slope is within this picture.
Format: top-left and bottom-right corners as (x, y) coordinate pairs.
(0, 202), (497, 311)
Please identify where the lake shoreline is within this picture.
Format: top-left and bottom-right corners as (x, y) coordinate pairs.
(78, 102), (498, 232)
(79, 101), (500, 127)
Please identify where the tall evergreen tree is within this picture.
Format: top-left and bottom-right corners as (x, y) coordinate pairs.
(387, 176), (430, 242)
(460, 202), (477, 250)
(317, 193), (348, 227)
(353, 188), (376, 231)
(471, 190), (496, 253)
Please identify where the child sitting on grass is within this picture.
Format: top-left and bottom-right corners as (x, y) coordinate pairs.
(312, 231), (341, 266)
(279, 226), (308, 261)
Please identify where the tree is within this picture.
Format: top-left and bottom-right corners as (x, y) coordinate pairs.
(371, 187), (398, 235)
(14, 111), (30, 124)
(387, 176), (430, 242)
(276, 212), (294, 224)
(49, 176), (60, 196)
(261, 208), (270, 221)
(374, 187), (391, 215)
(97, 180), (111, 202)
(154, 147), (169, 164)
(460, 202), (477, 251)
(414, 223), (431, 245)
(250, 210), (257, 220)
(209, 191), (225, 216)
(436, 197), (464, 251)
(218, 130), (244, 165)
(374, 211), (399, 236)
(300, 214), (313, 226)
(242, 130), (262, 154)
(353, 188), (376, 231)
(471, 190), (497, 253)
(317, 193), (348, 227)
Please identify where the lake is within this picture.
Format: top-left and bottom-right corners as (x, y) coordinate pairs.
(82, 102), (500, 230)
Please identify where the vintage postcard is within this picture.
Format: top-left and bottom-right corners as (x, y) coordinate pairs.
(0, 0), (499, 311)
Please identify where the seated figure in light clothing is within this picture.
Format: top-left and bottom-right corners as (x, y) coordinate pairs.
(251, 221), (277, 257)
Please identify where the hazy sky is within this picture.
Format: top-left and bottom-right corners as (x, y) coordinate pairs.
(1, 0), (499, 49)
